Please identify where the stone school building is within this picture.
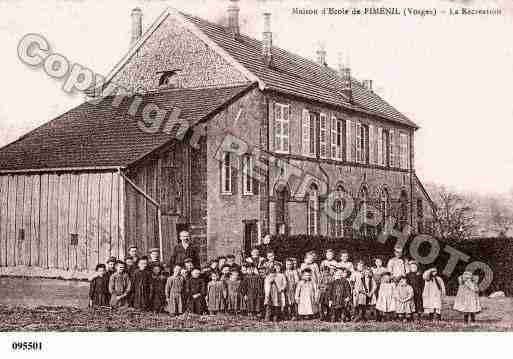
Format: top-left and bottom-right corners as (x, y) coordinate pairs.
(0, 2), (435, 278)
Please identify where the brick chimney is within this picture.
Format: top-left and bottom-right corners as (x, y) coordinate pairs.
(262, 12), (273, 66)
(338, 57), (352, 102)
(131, 7), (143, 45)
(227, 0), (240, 37)
(316, 44), (327, 66)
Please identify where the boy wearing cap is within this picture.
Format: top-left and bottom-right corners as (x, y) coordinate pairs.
(132, 256), (152, 311)
(148, 248), (161, 266)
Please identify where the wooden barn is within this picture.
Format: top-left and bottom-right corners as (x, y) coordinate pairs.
(0, 85), (253, 278)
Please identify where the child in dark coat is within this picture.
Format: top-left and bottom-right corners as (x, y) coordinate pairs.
(149, 264), (167, 313)
(318, 266), (333, 321)
(89, 264), (110, 307)
(406, 261), (424, 320)
(328, 269), (352, 322)
(226, 271), (242, 314)
(132, 257), (152, 311)
(241, 263), (265, 318)
(186, 268), (207, 314)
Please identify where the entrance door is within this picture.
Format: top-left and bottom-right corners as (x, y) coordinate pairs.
(243, 220), (258, 257)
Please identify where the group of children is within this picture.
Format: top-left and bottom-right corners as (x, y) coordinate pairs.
(88, 245), (482, 324)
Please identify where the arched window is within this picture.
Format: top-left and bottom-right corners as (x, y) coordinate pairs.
(380, 188), (390, 232)
(275, 185), (290, 235)
(399, 190), (409, 230)
(330, 185), (345, 237)
(358, 185), (369, 237)
(307, 183), (319, 235)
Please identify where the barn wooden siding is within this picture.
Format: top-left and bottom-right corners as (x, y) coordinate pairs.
(0, 170), (125, 274)
(125, 140), (208, 264)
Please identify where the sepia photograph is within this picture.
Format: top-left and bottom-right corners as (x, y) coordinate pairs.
(0, 0), (512, 347)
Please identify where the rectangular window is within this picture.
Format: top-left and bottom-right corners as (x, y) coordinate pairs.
(399, 133), (409, 169)
(221, 152), (232, 194)
(331, 117), (343, 160)
(389, 129), (396, 167)
(302, 109), (311, 156)
(377, 127), (383, 166)
(242, 155), (253, 195)
(356, 123), (368, 164)
(382, 129), (389, 166)
(274, 103), (290, 153)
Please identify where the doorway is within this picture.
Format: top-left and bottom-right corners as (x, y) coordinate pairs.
(243, 220), (258, 257)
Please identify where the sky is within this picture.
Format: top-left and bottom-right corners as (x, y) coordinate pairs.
(0, 0), (512, 195)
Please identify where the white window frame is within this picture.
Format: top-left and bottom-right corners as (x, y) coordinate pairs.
(356, 123), (367, 164)
(331, 117), (343, 160)
(302, 109), (312, 157)
(242, 154), (253, 195)
(221, 151), (232, 195)
(389, 129), (396, 167)
(309, 112), (318, 157)
(274, 103), (290, 154)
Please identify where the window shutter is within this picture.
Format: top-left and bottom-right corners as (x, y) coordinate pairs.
(231, 155), (238, 195)
(406, 133), (411, 170)
(274, 104), (282, 152)
(395, 131), (401, 169)
(369, 125), (375, 165)
(356, 122), (362, 163)
(269, 102), (275, 152)
(377, 127), (383, 166)
(319, 113), (327, 159)
(302, 109), (310, 156)
(331, 117), (337, 159)
(389, 129), (395, 167)
(346, 119), (354, 162)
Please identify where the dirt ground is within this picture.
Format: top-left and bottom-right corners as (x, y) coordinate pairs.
(0, 276), (512, 331)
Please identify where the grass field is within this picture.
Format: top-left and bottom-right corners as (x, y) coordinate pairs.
(0, 277), (511, 331)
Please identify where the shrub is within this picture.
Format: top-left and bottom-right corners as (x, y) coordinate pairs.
(258, 235), (513, 296)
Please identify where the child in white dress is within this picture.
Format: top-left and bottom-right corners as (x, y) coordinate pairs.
(453, 271), (481, 324)
(375, 272), (395, 321)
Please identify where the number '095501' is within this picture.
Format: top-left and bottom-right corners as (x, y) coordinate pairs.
(11, 342), (43, 351)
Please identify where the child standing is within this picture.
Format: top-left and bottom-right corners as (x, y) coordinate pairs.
(328, 269), (352, 322)
(149, 264), (167, 313)
(394, 276), (415, 322)
(226, 271), (242, 315)
(375, 272), (395, 321)
(422, 268), (446, 320)
(453, 271), (481, 323)
(353, 267), (377, 321)
(241, 263), (265, 318)
(186, 268), (207, 314)
(295, 269), (319, 320)
(318, 266), (333, 321)
(320, 249), (338, 271)
(300, 251), (320, 285)
(264, 266), (286, 321)
(132, 257), (152, 311)
(165, 265), (185, 316)
(109, 261), (131, 309)
(206, 272), (227, 315)
(372, 258), (387, 286)
(337, 250), (354, 273)
(284, 258), (300, 320)
(89, 264), (109, 307)
(406, 261), (424, 320)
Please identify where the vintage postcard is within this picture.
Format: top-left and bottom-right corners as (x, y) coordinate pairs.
(0, 0), (512, 352)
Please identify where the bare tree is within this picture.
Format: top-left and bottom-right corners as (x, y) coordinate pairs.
(487, 195), (513, 237)
(427, 183), (475, 241)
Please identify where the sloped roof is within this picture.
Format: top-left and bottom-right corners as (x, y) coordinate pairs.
(180, 12), (417, 128)
(0, 84), (253, 171)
